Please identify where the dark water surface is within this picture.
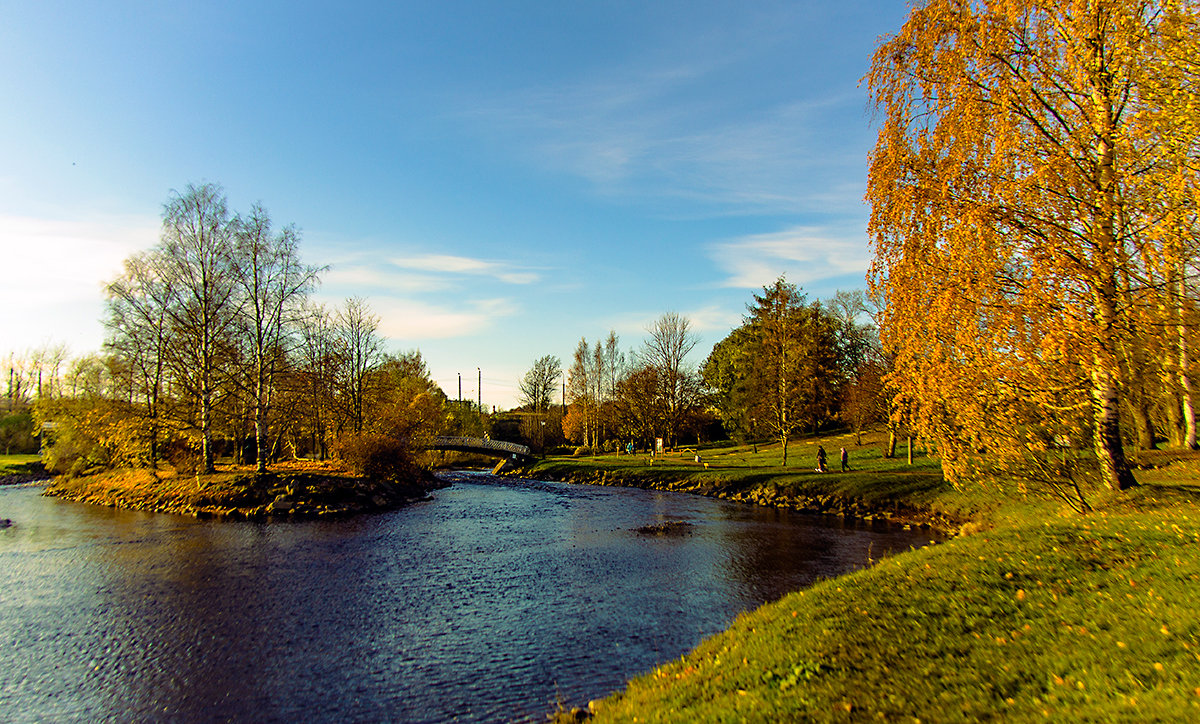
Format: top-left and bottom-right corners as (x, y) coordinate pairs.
(0, 473), (937, 722)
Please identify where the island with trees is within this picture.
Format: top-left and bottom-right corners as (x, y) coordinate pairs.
(22, 183), (471, 517)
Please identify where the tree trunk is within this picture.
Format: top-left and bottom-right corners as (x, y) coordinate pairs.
(1088, 40), (1135, 491)
(1178, 271), (1198, 449)
(1129, 400), (1156, 451)
(1092, 371), (1137, 490)
(255, 357), (267, 474)
(1163, 393), (1184, 449)
(202, 395), (215, 474)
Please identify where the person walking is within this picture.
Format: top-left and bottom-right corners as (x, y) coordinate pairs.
(840, 447), (849, 472)
(816, 445), (828, 473)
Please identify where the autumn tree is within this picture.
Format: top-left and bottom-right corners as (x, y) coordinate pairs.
(866, 0), (1199, 497)
(362, 350), (447, 450)
(1141, 5), (1200, 449)
(612, 363), (665, 450)
(703, 278), (842, 465)
(565, 333), (625, 450)
(566, 338), (598, 448)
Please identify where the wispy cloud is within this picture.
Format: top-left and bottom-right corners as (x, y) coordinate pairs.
(709, 224), (871, 289)
(322, 265), (454, 293)
(604, 303), (744, 345)
(308, 245), (537, 343)
(683, 304), (744, 333)
(371, 297), (520, 340)
(458, 65), (869, 215)
(389, 254), (540, 285)
(315, 247), (542, 299)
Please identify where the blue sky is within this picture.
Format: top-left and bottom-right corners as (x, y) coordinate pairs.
(0, 0), (909, 408)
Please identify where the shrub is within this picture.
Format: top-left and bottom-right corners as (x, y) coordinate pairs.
(0, 409), (38, 455)
(335, 434), (417, 484)
(35, 398), (153, 476)
(572, 445), (592, 457)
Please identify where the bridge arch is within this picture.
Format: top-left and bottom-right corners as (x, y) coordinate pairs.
(425, 436), (534, 463)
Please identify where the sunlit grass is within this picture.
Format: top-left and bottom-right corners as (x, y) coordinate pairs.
(584, 477), (1200, 721)
(530, 429), (972, 527)
(536, 437), (1200, 721)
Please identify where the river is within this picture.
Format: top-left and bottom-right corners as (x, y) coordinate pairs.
(0, 472), (937, 722)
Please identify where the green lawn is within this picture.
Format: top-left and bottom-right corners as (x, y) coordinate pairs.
(531, 430), (983, 529)
(537, 434), (1200, 722)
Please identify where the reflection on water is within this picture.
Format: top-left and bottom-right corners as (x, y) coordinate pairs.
(0, 474), (937, 722)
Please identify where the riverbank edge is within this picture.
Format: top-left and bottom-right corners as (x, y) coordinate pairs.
(0, 460), (48, 486)
(532, 459), (1200, 721)
(515, 463), (967, 536)
(39, 466), (449, 520)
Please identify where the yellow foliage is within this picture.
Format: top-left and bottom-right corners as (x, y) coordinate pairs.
(866, 0), (1199, 497)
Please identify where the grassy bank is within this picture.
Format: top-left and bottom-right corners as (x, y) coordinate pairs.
(0, 453), (46, 484)
(533, 434), (1200, 721)
(528, 431), (981, 532)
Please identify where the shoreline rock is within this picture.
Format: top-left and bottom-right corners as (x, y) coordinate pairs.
(519, 467), (962, 535)
(1, 461), (49, 487)
(41, 467), (449, 520)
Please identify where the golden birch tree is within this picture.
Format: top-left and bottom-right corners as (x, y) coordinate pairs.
(867, 0), (1198, 496)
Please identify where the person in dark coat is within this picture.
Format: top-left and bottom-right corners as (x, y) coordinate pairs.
(840, 447), (849, 472)
(816, 445), (827, 473)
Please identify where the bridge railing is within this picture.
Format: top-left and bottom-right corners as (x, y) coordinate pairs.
(430, 436), (532, 457)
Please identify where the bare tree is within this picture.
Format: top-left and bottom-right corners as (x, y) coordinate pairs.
(337, 297), (384, 435)
(105, 251), (177, 466)
(641, 312), (699, 448)
(519, 355), (562, 412)
(158, 182), (240, 474)
(519, 355), (562, 451)
(295, 303), (340, 459)
(233, 204), (322, 473)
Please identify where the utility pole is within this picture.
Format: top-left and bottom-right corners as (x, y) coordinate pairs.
(458, 372), (462, 403)
(477, 367), (481, 412)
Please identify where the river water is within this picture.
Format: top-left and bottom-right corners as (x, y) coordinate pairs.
(0, 472), (937, 723)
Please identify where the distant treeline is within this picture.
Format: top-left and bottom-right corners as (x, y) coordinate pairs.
(511, 278), (887, 461)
